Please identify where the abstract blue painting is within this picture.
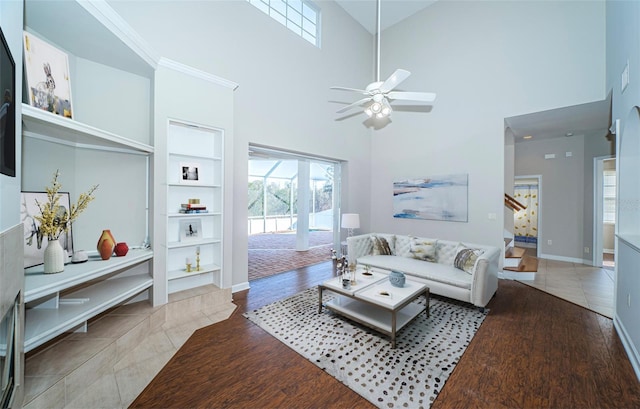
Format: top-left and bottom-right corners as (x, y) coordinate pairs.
(393, 174), (468, 222)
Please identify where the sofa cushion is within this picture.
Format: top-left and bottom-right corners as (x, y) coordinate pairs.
(371, 235), (393, 256)
(453, 245), (484, 274)
(394, 235), (412, 258)
(435, 241), (459, 265)
(357, 255), (472, 290)
(410, 237), (437, 261)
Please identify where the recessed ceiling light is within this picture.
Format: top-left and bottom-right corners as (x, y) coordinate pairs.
(523, 135), (533, 139)
(565, 132), (573, 137)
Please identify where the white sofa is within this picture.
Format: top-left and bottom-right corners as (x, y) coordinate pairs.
(347, 233), (500, 308)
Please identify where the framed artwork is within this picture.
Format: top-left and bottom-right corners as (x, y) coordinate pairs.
(393, 173), (468, 222)
(21, 191), (74, 268)
(179, 162), (201, 184)
(23, 31), (73, 118)
(179, 219), (202, 242)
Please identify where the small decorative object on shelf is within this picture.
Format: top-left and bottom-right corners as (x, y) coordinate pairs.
(35, 169), (98, 273)
(97, 229), (116, 260)
(114, 242), (129, 257)
(195, 246), (201, 271)
(43, 238), (64, 274)
(179, 198), (208, 214)
(71, 250), (88, 263)
(349, 262), (357, 285)
(389, 270), (406, 288)
(186, 257), (192, 272)
(330, 248), (337, 260)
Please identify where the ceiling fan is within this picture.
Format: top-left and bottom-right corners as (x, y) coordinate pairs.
(331, 0), (436, 119)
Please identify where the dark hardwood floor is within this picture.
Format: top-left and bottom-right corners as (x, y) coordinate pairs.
(130, 261), (640, 409)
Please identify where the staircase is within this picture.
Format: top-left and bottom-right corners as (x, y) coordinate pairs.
(503, 194), (538, 280)
(503, 239), (538, 280)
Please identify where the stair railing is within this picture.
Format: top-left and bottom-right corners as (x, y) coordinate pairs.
(504, 193), (526, 212)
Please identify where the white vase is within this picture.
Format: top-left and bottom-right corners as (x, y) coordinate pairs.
(44, 239), (65, 274)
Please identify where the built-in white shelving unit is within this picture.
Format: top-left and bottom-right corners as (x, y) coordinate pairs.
(23, 249), (153, 352)
(166, 121), (224, 294)
(21, 0), (156, 352)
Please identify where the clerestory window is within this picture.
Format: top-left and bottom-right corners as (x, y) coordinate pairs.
(247, 0), (320, 47)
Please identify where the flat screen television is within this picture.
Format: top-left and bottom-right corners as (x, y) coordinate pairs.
(0, 26), (15, 178)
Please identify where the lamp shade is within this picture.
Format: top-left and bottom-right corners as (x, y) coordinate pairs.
(341, 213), (360, 229)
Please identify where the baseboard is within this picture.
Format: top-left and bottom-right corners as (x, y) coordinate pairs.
(232, 281), (250, 293)
(614, 313), (640, 382)
(539, 253), (589, 265)
(500, 270), (536, 281)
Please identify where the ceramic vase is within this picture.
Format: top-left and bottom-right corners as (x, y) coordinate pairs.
(389, 270), (406, 287)
(114, 242), (129, 257)
(97, 229), (116, 260)
(44, 239), (65, 274)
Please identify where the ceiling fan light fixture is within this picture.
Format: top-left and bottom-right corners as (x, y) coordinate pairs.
(381, 99), (392, 116)
(371, 101), (382, 114)
(364, 107), (373, 117)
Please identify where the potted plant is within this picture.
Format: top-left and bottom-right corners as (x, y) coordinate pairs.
(35, 170), (98, 273)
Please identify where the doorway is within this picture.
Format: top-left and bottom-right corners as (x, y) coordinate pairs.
(247, 145), (341, 280)
(513, 176), (541, 258)
(594, 156), (616, 268)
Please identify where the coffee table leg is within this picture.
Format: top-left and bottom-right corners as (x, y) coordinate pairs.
(318, 286), (323, 313)
(391, 311), (397, 349)
(425, 288), (430, 318)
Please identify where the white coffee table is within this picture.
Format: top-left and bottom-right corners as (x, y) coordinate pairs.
(318, 269), (429, 348)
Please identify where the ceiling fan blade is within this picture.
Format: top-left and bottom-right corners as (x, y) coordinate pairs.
(387, 91), (437, 102)
(330, 86), (370, 95)
(336, 97), (373, 114)
(379, 69), (411, 93)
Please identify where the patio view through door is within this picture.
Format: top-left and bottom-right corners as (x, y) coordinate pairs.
(247, 145), (341, 281)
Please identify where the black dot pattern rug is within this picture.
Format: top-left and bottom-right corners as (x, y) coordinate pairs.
(244, 287), (488, 409)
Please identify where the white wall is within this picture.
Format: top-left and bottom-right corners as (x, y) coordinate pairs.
(369, 0), (605, 250)
(515, 136), (586, 261)
(108, 1), (374, 288)
(0, 1), (23, 232)
(606, 0), (640, 380)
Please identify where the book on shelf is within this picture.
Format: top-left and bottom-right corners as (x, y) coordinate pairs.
(179, 209), (209, 214)
(181, 203), (207, 210)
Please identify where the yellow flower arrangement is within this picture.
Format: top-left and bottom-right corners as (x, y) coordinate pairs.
(35, 170), (98, 240)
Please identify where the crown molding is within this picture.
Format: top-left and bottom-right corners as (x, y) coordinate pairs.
(79, 0), (160, 69)
(158, 58), (239, 90)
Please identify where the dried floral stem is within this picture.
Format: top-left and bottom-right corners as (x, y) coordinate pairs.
(34, 170), (98, 240)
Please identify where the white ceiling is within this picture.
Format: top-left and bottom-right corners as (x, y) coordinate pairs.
(334, 0), (437, 34)
(505, 99), (611, 143)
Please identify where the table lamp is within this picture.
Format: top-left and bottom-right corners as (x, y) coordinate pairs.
(341, 213), (360, 237)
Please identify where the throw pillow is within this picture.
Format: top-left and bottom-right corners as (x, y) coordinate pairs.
(371, 235), (393, 255)
(410, 238), (436, 262)
(453, 245), (484, 274)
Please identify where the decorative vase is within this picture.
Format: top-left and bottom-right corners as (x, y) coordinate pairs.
(114, 242), (129, 257)
(44, 239), (65, 274)
(97, 229), (116, 260)
(389, 270), (406, 288)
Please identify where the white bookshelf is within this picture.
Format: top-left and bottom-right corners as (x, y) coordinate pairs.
(24, 252), (153, 352)
(166, 120), (224, 294)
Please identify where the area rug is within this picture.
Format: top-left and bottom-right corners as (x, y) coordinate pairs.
(243, 287), (488, 409)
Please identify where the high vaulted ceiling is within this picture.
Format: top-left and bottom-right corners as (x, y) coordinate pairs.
(334, 0), (610, 143)
(334, 0), (437, 34)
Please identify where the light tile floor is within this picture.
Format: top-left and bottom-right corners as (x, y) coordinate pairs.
(23, 285), (237, 409)
(517, 258), (615, 318)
